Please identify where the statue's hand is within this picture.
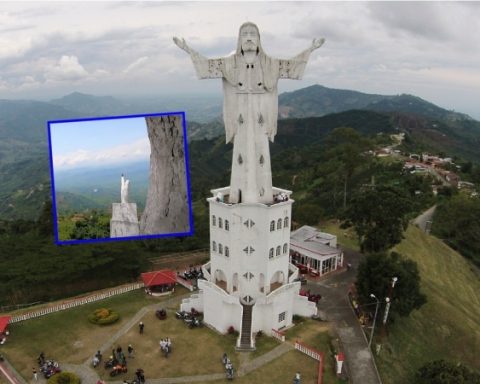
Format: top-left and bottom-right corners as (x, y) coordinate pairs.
(311, 37), (325, 50)
(173, 37), (191, 54)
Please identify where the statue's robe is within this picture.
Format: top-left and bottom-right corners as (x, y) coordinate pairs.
(190, 49), (312, 204)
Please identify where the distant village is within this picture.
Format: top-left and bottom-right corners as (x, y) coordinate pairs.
(374, 133), (478, 197)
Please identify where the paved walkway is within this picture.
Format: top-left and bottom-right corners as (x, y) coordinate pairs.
(305, 248), (382, 384)
(413, 205), (436, 233)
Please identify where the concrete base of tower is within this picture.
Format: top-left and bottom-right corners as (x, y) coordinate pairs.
(180, 279), (317, 342)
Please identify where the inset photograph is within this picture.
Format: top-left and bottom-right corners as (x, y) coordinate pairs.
(48, 112), (192, 244)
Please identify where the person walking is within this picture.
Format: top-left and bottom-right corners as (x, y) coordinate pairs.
(293, 372), (301, 384)
(128, 344), (134, 358)
(139, 321), (144, 334)
(32, 368), (38, 381)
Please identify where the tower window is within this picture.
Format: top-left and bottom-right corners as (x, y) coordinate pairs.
(225, 246), (229, 257)
(219, 244), (223, 254)
(277, 218), (282, 230)
(225, 220), (229, 231)
(212, 241), (217, 252)
(283, 243), (288, 254)
(270, 221), (275, 231)
(269, 248), (274, 259)
(212, 215), (216, 226)
(284, 217), (289, 228)
(276, 246), (281, 256)
(219, 218), (223, 229)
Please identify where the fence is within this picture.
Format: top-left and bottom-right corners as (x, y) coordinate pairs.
(271, 328), (285, 342)
(9, 282), (144, 324)
(294, 340), (325, 384)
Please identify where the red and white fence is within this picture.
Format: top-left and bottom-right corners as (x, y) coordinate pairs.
(295, 340), (325, 384)
(9, 282), (144, 324)
(271, 328), (285, 342)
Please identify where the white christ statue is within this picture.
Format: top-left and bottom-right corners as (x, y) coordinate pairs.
(120, 174), (130, 204)
(174, 22), (324, 204)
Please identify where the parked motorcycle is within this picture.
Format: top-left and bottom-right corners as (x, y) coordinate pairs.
(110, 364), (128, 377)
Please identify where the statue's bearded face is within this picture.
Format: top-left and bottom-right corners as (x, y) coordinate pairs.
(240, 25), (259, 52)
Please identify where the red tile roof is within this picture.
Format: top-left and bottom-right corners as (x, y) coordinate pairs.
(141, 270), (177, 288)
(0, 316), (11, 333)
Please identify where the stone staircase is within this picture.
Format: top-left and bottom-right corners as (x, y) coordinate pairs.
(237, 303), (255, 351)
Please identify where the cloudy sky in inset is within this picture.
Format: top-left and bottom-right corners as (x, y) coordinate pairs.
(1, 2), (479, 119)
(50, 116), (149, 170)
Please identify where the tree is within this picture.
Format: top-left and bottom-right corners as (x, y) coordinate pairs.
(431, 194), (480, 266)
(293, 202), (324, 226)
(345, 185), (411, 253)
(324, 127), (372, 210)
(416, 360), (480, 384)
(356, 252), (426, 318)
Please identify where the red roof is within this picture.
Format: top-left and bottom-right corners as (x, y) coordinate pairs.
(336, 352), (345, 361)
(0, 316), (11, 333)
(141, 270), (177, 288)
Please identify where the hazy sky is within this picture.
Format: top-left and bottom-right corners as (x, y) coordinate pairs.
(50, 116), (149, 170)
(1, 2), (479, 119)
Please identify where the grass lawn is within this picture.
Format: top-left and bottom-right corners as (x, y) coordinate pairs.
(197, 350), (320, 384)
(376, 225), (480, 383)
(284, 319), (345, 384)
(100, 308), (240, 381)
(1, 288), (188, 379)
(319, 220), (360, 251)
(1, 278), (351, 384)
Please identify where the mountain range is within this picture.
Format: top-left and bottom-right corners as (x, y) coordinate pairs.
(1, 84), (479, 219)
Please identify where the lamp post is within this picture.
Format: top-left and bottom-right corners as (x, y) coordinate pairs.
(377, 277), (398, 355)
(382, 277), (398, 327)
(369, 293), (380, 348)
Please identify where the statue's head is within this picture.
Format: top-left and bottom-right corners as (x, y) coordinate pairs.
(237, 22), (262, 55)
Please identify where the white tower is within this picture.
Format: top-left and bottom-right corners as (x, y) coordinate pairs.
(177, 23), (323, 349)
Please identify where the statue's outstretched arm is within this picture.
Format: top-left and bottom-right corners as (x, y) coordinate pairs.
(173, 36), (224, 79)
(173, 37), (197, 56)
(292, 37), (325, 61)
(278, 37), (325, 81)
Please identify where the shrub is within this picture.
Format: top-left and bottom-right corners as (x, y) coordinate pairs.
(47, 372), (81, 384)
(88, 308), (119, 325)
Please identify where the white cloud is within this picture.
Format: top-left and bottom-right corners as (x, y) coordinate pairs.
(54, 137), (150, 170)
(45, 55), (89, 82)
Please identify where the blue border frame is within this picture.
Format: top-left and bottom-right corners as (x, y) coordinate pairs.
(47, 111), (194, 246)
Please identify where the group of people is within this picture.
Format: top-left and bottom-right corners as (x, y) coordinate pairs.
(159, 337), (172, 357)
(274, 192), (289, 203)
(112, 345), (128, 366)
(35, 352), (60, 380)
(178, 266), (204, 281)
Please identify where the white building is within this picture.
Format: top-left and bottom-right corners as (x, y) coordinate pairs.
(181, 187), (317, 350)
(290, 226), (344, 277)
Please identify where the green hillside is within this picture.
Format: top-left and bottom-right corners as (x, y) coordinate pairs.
(375, 225), (480, 383)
